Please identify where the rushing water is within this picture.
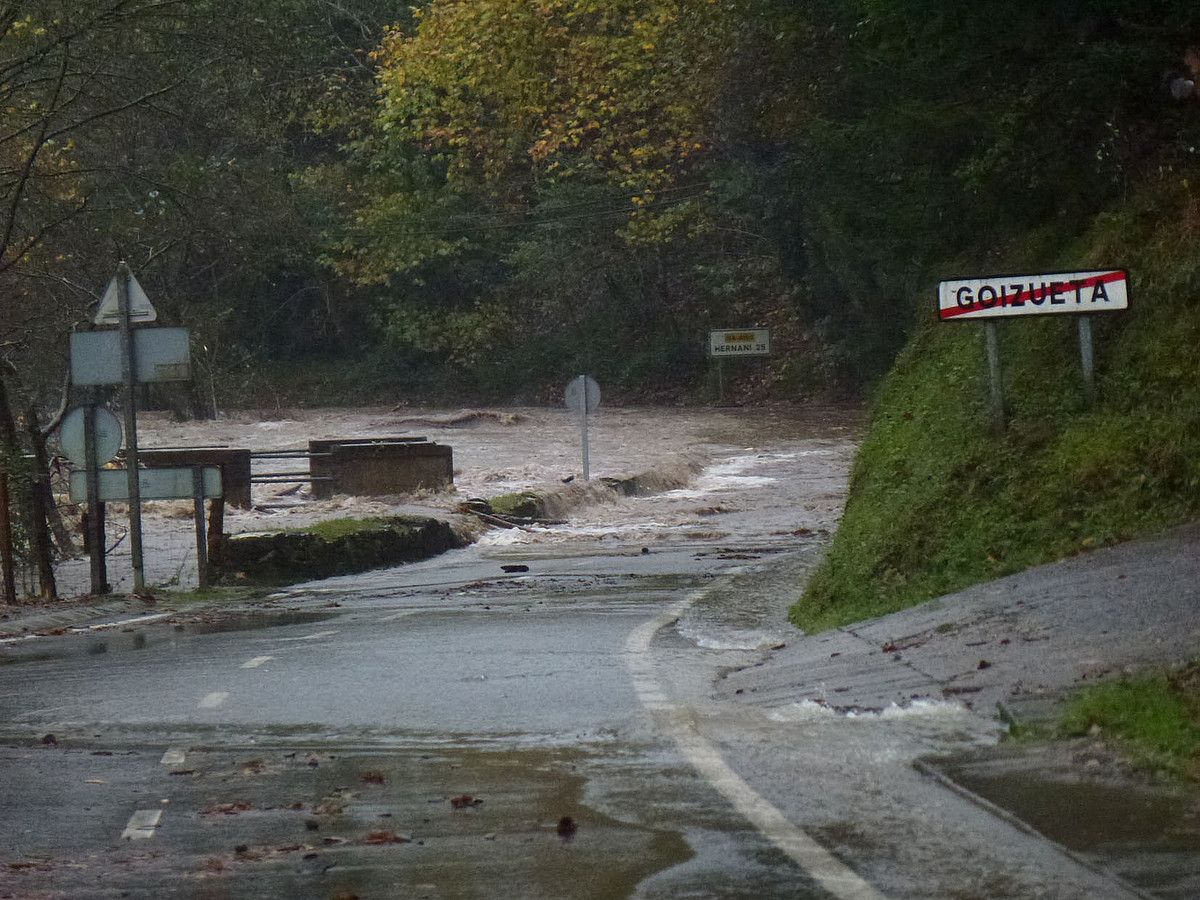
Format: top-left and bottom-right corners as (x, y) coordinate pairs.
(52, 405), (859, 595)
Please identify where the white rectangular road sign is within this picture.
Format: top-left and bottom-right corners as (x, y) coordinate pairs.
(69, 467), (222, 503)
(709, 329), (770, 357)
(938, 270), (1128, 322)
(70, 327), (191, 386)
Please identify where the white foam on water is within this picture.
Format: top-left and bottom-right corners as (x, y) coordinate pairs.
(768, 698), (967, 722)
(660, 454), (779, 500)
(876, 698), (967, 719)
(676, 618), (790, 651)
(476, 520), (677, 546)
(767, 699), (839, 721)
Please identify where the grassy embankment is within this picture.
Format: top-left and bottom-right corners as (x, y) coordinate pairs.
(1060, 663), (1200, 779)
(792, 185), (1200, 633)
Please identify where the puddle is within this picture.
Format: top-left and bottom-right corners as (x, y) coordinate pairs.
(2, 743), (696, 899)
(951, 768), (1200, 853)
(941, 749), (1200, 898)
(178, 609), (337, 636)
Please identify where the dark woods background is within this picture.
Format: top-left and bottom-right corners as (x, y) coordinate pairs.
(2, 0), (1198, 410)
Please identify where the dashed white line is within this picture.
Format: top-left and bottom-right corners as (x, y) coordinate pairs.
(120, 809), (162, 840)
(378, 610), (418, 623)
(86, 613), (171, 631)
(159, 747), (186, 767)
(197, 691), (229, 709)
(240, 655), (275, 669)
(278, 630), (339, 642)
(624, 587), (884, 900)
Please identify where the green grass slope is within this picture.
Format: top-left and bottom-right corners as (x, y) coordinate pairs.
(792, 186), (1200, 632)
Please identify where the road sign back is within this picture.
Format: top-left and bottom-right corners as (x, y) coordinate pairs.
(58, 407), (123, 467)
(565, 375), (601, 414)
(94, 271), (157, 325)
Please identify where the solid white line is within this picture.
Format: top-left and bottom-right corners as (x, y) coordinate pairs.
(120, 809), (162, 840)
(197, 691), (229, 709)
(159, 747), (186, 767)
(278, 630), (339, 642)
(240, 655), (275, 669)
(624, 590), (884, 900)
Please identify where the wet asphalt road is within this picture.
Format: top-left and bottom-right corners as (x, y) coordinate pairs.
(0, 437), (1142, 899)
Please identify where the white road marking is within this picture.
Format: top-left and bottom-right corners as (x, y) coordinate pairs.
(278, 630), (339, 642)
(625, 588), (884, 900)
(120, 809), (162, 840)
(197, 691), (229, 709)
(86, 613), (171, 631)
(378, 610), (418, 623)
(159, 747), (186, 767)
(240, 655), (275, 669)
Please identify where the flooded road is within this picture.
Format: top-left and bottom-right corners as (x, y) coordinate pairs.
(1, 406), (1135, 898)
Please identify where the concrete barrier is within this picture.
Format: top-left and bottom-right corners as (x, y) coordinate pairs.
(308, 438), (453, 499)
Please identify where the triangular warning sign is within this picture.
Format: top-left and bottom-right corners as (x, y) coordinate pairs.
(94, 272), (157, 325)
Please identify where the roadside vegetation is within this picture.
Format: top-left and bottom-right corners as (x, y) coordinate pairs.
(793, 187), (1200, 630)
(788, 2), (1200, 631)
(1060, 664), (1200, 780)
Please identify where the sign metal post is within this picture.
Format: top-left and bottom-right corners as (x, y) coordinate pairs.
(116, 262), (146, 593)
(83, 399), (107, 594)
(1077, 315), (1095, 407)
(192, 467), (209, 590)
(579, 396), (590, 481)
(983, 322), (1004, 432)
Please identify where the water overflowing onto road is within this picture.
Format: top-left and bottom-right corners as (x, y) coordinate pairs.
(52, 404), (857, 594)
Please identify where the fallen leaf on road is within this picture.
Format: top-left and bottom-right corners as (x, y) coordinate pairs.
(556, 816), (578, 842)
(450, 794), (483, 809)
(977, 659), (992, 670)
(202, 801), (253, 816)
(241, 759), (266, 775)
(362, 830), (411, 845)
(7, 860), (51, 872)
(40, 733), (57, 746)
(359, 770), (385, 785)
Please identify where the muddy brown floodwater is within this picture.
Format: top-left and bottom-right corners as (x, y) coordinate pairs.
(50, 404), (859, 596)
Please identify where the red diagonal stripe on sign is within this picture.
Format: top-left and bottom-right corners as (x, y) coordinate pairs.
(940, 270), (1126, 320)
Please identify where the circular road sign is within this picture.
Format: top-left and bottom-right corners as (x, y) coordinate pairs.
(58, 406), (123, 468)
(565, 375), (601, 414)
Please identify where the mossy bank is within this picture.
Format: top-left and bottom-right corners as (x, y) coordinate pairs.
(216, 516), (466, 585)
(792, 185), (1200, 632)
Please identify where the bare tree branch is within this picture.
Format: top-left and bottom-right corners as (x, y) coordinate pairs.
(0, 43), (69, 267)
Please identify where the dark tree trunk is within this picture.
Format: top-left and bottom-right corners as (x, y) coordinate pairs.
(0, 377), (19, 603)
(24, 404), (56, 600)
